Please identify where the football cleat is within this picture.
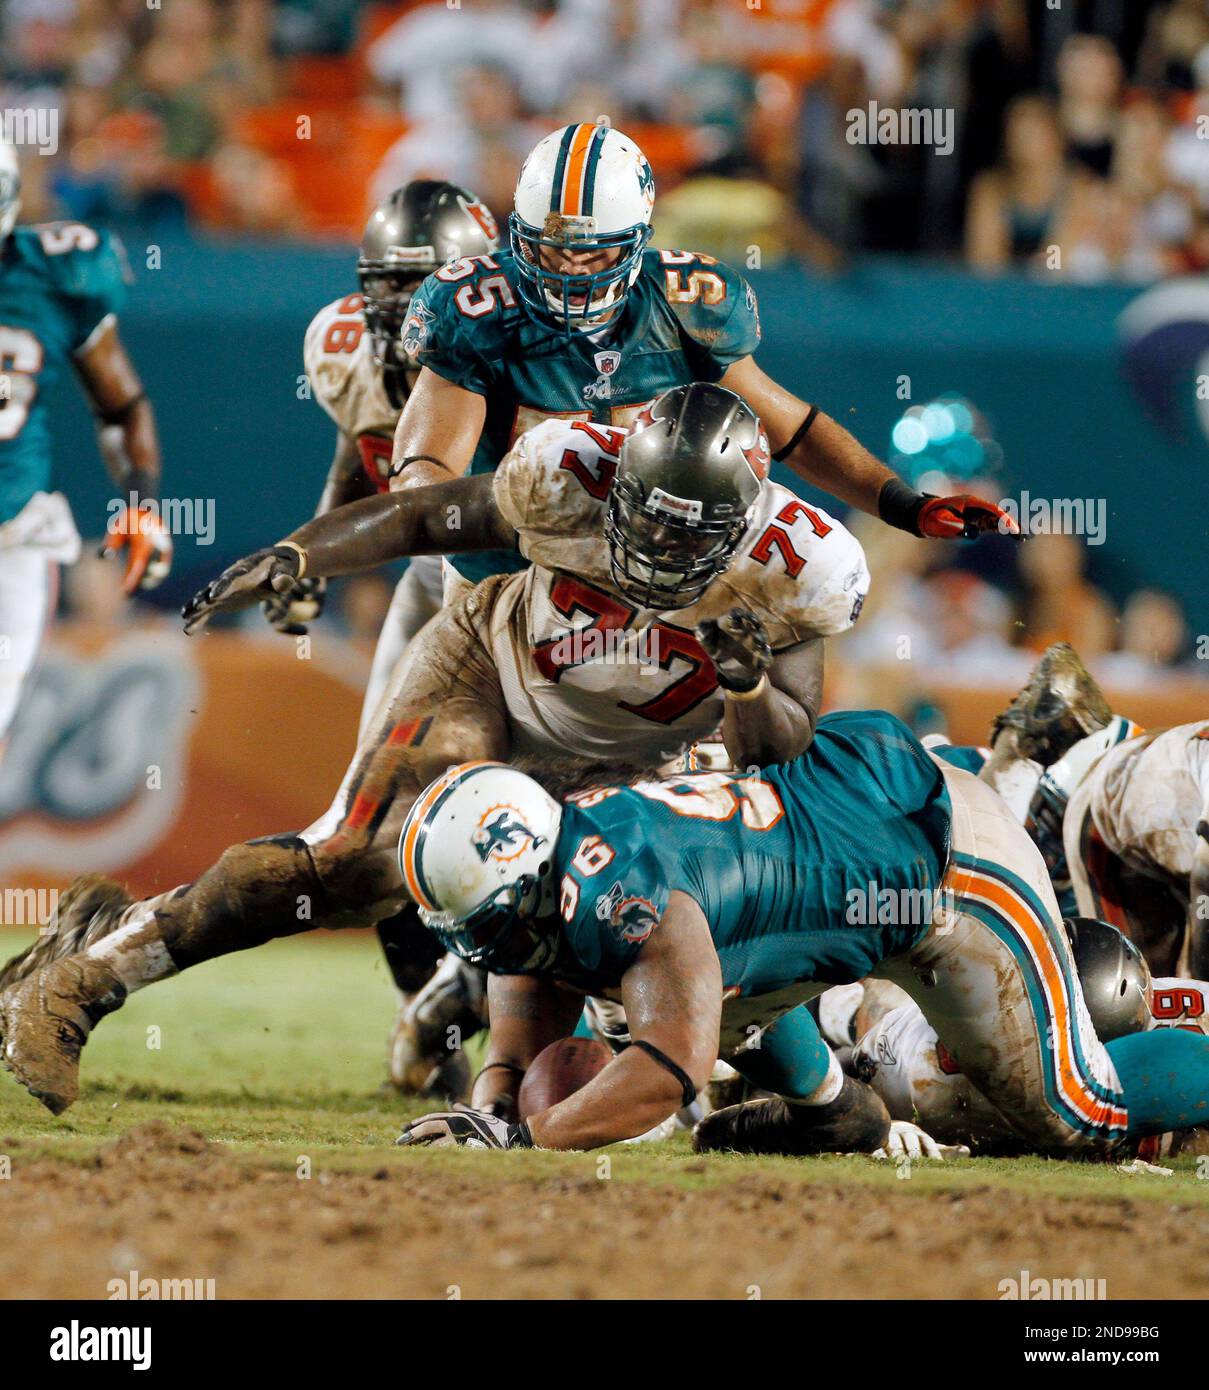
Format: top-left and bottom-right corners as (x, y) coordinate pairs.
(0, 955), (127, 1114)
(0, 874), (132, 992)
(387, 954), (487, 1099)
(991, 642), (1113, 766)
(693, 1076), (891, 1157)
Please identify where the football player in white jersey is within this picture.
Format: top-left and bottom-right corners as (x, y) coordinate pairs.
(292, 179), (498, 730)
(832, 919), (1209, 1159)
(0, 385), (870, 1115)
(290, 180), (498, 1088)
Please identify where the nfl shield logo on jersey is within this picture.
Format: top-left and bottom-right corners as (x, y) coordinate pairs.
(593, 350), (622, 376)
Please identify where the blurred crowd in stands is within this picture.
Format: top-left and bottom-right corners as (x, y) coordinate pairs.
(4, 0), (1209, 279)
(6, 0), (1206, 714)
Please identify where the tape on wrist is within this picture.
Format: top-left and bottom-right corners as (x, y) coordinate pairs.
(722, 673), (769, 702)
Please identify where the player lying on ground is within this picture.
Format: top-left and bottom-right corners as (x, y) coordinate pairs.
(396, 711), (1209, 1157)
(938, 644), (1209, 978)
(0, 138), (170, 747)
(822, 921), (1208, 1159)
(297, 178), (500, 1090)
(0, 385), (868, 1114)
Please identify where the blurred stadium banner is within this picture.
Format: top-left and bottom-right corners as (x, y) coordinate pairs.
(0, 626), (364, 903)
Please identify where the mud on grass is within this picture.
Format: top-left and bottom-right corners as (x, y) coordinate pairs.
(1, 933), (1208, 1300)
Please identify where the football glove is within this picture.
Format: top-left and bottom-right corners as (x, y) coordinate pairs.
(182, 545), (303, 635)
(917, 494), (1018, 540)
(872, 1120), (970, 1162)
(396, 1104), (533, 1150)
(695, 608), (773, 694)
(261, 575), (327, 636)
(99, 504), (174, 595)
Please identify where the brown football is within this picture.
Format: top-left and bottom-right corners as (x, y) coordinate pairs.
(517, 1037), (613, 1121)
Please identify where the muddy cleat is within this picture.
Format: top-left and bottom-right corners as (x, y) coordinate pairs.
(991, 642), (1112, 766)
(387, 954), (486, 1099)
(0, 955), (127, 1114)
(693, 1076), (891, 1156)
(0, 874), (132, 992)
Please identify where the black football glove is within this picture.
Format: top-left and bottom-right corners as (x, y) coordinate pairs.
(262, 575), (327, 636)
(696, 608), (773, 694)
(182, 545), (304, 634)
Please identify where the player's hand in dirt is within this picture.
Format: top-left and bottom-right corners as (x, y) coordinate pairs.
(696, 608), (773, 694)
(396, 1103), (533, 1150)
(182, 546), (304, 634)
(872, 1120), (970, 1162)
(261, 576), (327, 636)
(917, 494), (1018, 540)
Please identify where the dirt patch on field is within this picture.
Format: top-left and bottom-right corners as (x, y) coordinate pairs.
(1, 1125), (1207, 1300)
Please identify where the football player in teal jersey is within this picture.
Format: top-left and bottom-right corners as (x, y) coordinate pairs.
(394, 717), (1209, 1160)
(0, 139), (170, 746)
(387, 121), (1015, 561)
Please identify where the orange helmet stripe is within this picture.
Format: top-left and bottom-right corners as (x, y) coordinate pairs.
(560, 123), (597, 216)
(399, 760), (500, 912)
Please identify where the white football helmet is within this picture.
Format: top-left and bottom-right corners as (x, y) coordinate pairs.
(0, 141), (21, 242)
(398, 761), (564, 972)
(510, 122), (655, 334)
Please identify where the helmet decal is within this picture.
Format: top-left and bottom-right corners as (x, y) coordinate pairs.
(459, 193), (498, 243)
(472, 806), (547, 864)
(551, 122), (609, 217)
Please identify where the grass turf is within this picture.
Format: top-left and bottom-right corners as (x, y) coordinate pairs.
(1, 928), (1208, 1205)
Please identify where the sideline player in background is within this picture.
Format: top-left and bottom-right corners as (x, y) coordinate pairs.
(0, 139), (170, 750)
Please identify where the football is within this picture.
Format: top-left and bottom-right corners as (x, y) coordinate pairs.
(516, 1037), (614, 1121)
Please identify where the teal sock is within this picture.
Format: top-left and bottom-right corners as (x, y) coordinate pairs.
(1107, 1029), (1209, 1137)
(730, 1005), (833, 1100)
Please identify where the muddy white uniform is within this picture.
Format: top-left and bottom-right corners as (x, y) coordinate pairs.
(1065, 721), (1209, 891)
(487, 416), (870, 761)
(848, 976), (1209, 1154)
(304, 293), (447, 731)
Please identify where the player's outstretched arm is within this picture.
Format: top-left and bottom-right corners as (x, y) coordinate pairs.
(720, 356), (1017, 540)
(390, 366), (487, 490)
(697, 610), (822, 767)
(181, 471), (511, 632)
(75, 318), (173, 595)
(470, 974), (587, 1121)
(524, 892), (722, 1151)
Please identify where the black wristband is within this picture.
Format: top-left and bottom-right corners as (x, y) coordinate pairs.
(878, 477), (929, 536)
(772, 405), (819, 462)
(94, 390), (147, 426)
(509, 1120), (534, 1149)
(631, 1039), (697, 1109)
(475, 1061), (526, 1084)
(715, 668), (764, 695)
(389, 454), (448, 479)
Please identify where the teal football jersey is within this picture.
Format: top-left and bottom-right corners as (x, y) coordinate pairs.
(402, 245), (761, 584)
(555, 710), (952, 993)
(0, 223), (129, 523)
